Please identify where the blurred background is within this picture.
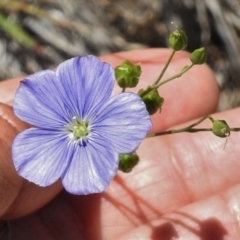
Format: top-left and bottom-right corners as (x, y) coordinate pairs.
(0, 0), (240, 110)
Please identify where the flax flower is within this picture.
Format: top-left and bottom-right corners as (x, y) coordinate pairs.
(12, 56), (152, 195)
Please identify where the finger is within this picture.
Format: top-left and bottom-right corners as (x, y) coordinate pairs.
(0, 76), (25, 105)
(0, 103), (62, 219)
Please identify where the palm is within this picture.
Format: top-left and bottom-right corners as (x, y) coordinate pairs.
(1, 49), (239, 239)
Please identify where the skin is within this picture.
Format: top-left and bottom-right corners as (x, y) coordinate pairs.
(0, 48), (239, 239)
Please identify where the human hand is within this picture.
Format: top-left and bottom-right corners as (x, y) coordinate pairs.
(1, 49), (239, 239)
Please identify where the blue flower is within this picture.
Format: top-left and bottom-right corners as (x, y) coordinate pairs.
(12, 56), (152, 195)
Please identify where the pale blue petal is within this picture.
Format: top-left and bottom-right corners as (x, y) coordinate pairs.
(14, 56), (114, 129)
(56, 55), (114, 119)
(12, 128), (72, 187)
(61, 135), (118, 195)
(14, 70), (71, 129)
(91, 93), (152, 153)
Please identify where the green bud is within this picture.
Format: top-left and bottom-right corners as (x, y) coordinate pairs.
(190, 47), (207, 64)
(119, 153), (139, 173)
(115, 60), (141, 88)
(138, 88), (164, 115)
(168, 30), (188, 51)
(211, 120), (230, 138)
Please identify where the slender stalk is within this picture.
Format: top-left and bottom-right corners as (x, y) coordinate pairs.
(153, 49), (176, 85)
(184, 115), (210, 129)
(230, 128), (240, 132)
(139, 63), (195, 98)
(156, 63), (194, 88)
(147, 115), (213, 138)
(147, 121), (240, 139)
(147, 128), (212, 138)
(122, 87), (126, 93)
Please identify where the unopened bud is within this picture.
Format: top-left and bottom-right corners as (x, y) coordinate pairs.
(168, 30), (188, 51)
(115, 60), (141, 88)
(212, 120), (230, 138)
(190, 47), (207, 64)
(138, 89), (164, 115)
(119, 153), (139, 173)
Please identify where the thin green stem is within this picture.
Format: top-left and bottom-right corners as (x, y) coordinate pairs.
(156, 63), (194, 88)
(139, 63), (195, 98)
(207, 116), (214, 122)
(147, 125), (240, 138)
(147, 115), (213, 138)
(147, 128), (212, 138)
(153, 49), (176, 85)
(184, 115), (210, 129)
(122, 87), (126, 93)
(230, 128), (240, 132)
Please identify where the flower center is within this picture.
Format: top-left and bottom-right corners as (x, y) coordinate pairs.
(73, 122), (89, 139)
(66, 117), (90, 141)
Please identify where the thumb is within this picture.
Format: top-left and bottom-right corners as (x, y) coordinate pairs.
(0, 103), (62, 219)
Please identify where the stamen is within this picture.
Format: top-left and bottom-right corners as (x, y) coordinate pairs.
(66, 116), (90, 141)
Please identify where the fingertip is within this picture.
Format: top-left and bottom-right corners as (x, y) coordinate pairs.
(0, 76), (24, 105)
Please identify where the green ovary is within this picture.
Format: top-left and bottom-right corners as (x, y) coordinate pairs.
(73, 123), (89, 139)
